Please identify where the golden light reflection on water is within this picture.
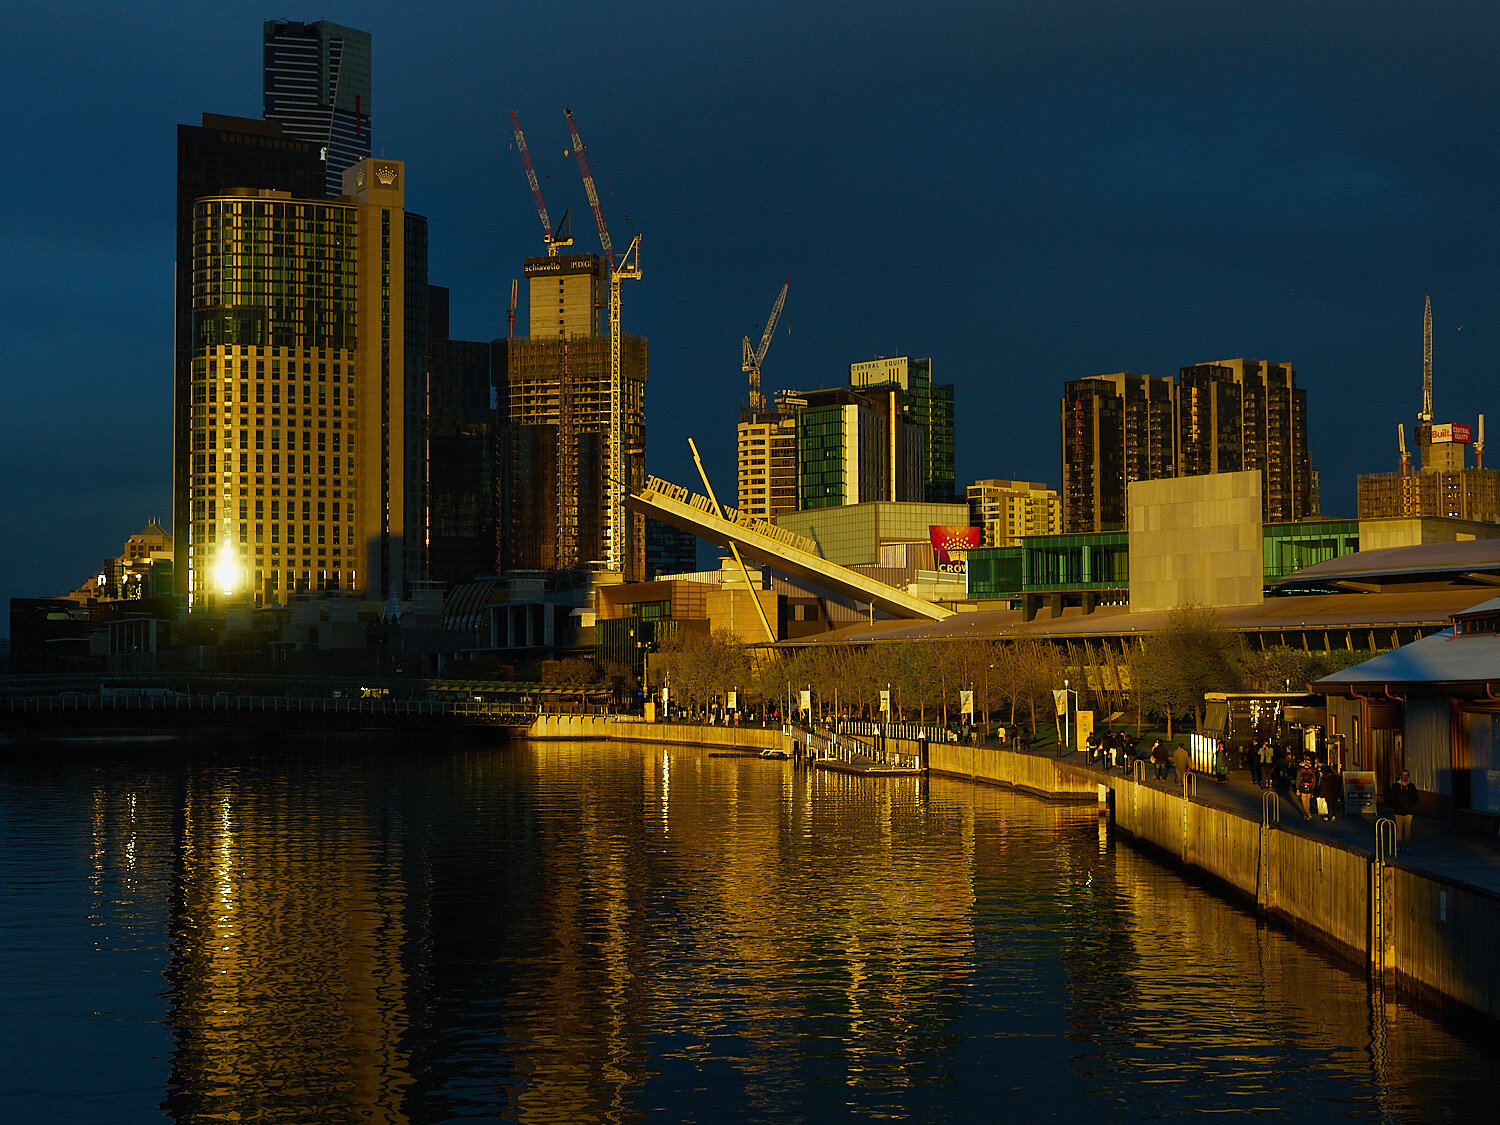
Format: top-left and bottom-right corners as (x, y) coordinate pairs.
(13, 736), (1498, 1122)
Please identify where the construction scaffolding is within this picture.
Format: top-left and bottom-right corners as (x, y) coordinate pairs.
(503, 333), (648, 578)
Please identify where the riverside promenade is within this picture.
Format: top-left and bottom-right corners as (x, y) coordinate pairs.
(927, 735), (1500, 1023)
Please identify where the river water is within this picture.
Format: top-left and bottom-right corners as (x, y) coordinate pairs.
(1, 731), (1496, 1123)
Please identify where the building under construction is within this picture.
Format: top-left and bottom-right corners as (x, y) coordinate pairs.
(1357, 297), (1499, 522)
(500, 253), (647, 579)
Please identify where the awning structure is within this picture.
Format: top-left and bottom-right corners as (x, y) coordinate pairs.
(1202, 700), (1228, 737)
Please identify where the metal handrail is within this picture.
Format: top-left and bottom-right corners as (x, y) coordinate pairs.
(1182, 772), (1198, 799)
(1375, 816), (1398, 863)
(1262, 788), (1280, 826)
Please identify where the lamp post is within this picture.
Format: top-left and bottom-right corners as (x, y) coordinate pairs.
(1063, 677), (1071, 755)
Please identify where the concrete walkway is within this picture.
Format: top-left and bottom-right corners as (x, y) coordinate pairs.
(1031, 744), (1500, 897)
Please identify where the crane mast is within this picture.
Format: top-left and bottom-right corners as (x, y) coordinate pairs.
(1420, 294), (1433, 424)
(742, 280), (789, 412)
(565, 107), (639, 574)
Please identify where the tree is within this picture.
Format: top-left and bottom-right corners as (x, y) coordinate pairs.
(1133, 604), (1246, 735)
(650, 628), (751, 713)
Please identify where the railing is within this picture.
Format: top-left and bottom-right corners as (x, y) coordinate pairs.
(2, 694), (534, 722)
(836, 718), (950, 744)
(791, 724), (922, 771)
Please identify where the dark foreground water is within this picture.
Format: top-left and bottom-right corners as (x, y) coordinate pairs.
(1, 731), (1497, 1123)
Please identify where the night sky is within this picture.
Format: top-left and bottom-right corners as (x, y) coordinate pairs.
(5, 1), (1499, 627)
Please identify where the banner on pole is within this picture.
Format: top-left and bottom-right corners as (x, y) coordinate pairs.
(880, 689), (891, 714)
(799, 689), (811, 713)
(727, 691), (737, 711)
(960, 690), (974, 719)
(1053, 689), (1069, 717)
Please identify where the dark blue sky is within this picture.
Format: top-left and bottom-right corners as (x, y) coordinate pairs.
(5, 2), (1500, 625)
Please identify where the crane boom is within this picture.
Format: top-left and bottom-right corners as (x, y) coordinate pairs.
(742, 280), (789, 411)
(510, 110), (556, 254)
(564, 107), (616, 271)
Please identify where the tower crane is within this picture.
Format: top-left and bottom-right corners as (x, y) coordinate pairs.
(743, 280), (789, 412)
(509, 110), (571, 256)
(1419, 294), (1433, 425)
(565, 106), (640, 575)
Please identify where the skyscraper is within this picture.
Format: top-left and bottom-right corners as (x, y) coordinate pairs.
(263, 20), (372, 198)
(1177, 359), (1311, 523)
(501, 254), (647, 578)
(181, 159), (424, 604)
(1061, 372), (1176, 532)
(426, 286), (500, 588)
(173, 113), (326, 593)
(849, 356), (956, 502)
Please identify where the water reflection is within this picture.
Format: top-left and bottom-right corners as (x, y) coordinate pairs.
(1, 736), (1497, 1122)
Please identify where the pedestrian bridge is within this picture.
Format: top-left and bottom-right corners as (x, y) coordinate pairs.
(626, 476), (953, 621)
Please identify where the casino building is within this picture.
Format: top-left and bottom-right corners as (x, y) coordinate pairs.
(182, 158), (425, 605)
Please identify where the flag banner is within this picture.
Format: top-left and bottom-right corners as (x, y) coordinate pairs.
(880, 689), (891, 714)
(1054, 689), (1069, 717)
(960, 690), (974, 718)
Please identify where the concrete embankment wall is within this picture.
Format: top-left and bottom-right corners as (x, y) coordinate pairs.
(1103, 770), (1499, 1022)
(926, 743), (1098, 800)
(526, 715), (787, 752)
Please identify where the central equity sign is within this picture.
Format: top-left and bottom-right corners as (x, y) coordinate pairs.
(929, 525), (982, 576)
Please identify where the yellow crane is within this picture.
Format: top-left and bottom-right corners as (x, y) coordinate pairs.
(566, 107), (640, 574)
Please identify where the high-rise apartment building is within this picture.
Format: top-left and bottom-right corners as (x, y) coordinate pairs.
(181, 159), (425, 605)
(1177, 359), (1310, 523)
(849, 356), (956, 502)
(737, 393), (802, 521)
(263, 20), (372, 198)
(796, 389), (888, 510)
(501, 255), (646, 578)
(1061, 372), (1176, 532)
(967, 480), (1062, 546)
(173, 114), (327, 594)
(1061, 361), (1312, 532)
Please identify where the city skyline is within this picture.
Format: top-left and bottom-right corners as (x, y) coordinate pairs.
(5, 2), (1500, 621)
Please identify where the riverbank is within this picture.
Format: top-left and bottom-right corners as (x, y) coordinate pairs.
(530, 715), (1500, 1025)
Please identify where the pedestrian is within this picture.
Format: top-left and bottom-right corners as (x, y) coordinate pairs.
(1318, 762), (1342, 821)
(1252, 739), (1271, 788)
(1171, 742), (1190, 783)
(1295, 755), (1318, 819)
(1151, 738), (1167, 780)
(1390, 769), (1419, 844)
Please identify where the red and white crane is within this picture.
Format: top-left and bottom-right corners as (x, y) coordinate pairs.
(509, 109), (571, 256)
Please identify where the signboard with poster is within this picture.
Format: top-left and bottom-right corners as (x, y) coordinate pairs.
(930, 525), (983, 577)
(1429, 422), (1473, 444)
(1075, 710), (1095, 753)
(1342, 771), (1378, 815)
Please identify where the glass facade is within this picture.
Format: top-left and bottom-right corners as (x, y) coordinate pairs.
(263, 20), (372, 198)
(797, 407), (847, 510)
(965, 533), (1129, 600)
(1262, 520), (1360, 581)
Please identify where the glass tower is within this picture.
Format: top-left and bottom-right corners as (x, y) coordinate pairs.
(263, 20), (372, 198)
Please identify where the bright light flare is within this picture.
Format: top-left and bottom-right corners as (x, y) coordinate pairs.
(212, 550), (241, 595)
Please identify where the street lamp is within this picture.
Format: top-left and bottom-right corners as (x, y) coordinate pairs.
(1063, 677), (1071, 754)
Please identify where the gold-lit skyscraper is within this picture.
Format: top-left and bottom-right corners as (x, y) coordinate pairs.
(182, 158), (423, 605)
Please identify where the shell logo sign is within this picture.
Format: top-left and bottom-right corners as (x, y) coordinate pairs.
(929, 525), (982, 574)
